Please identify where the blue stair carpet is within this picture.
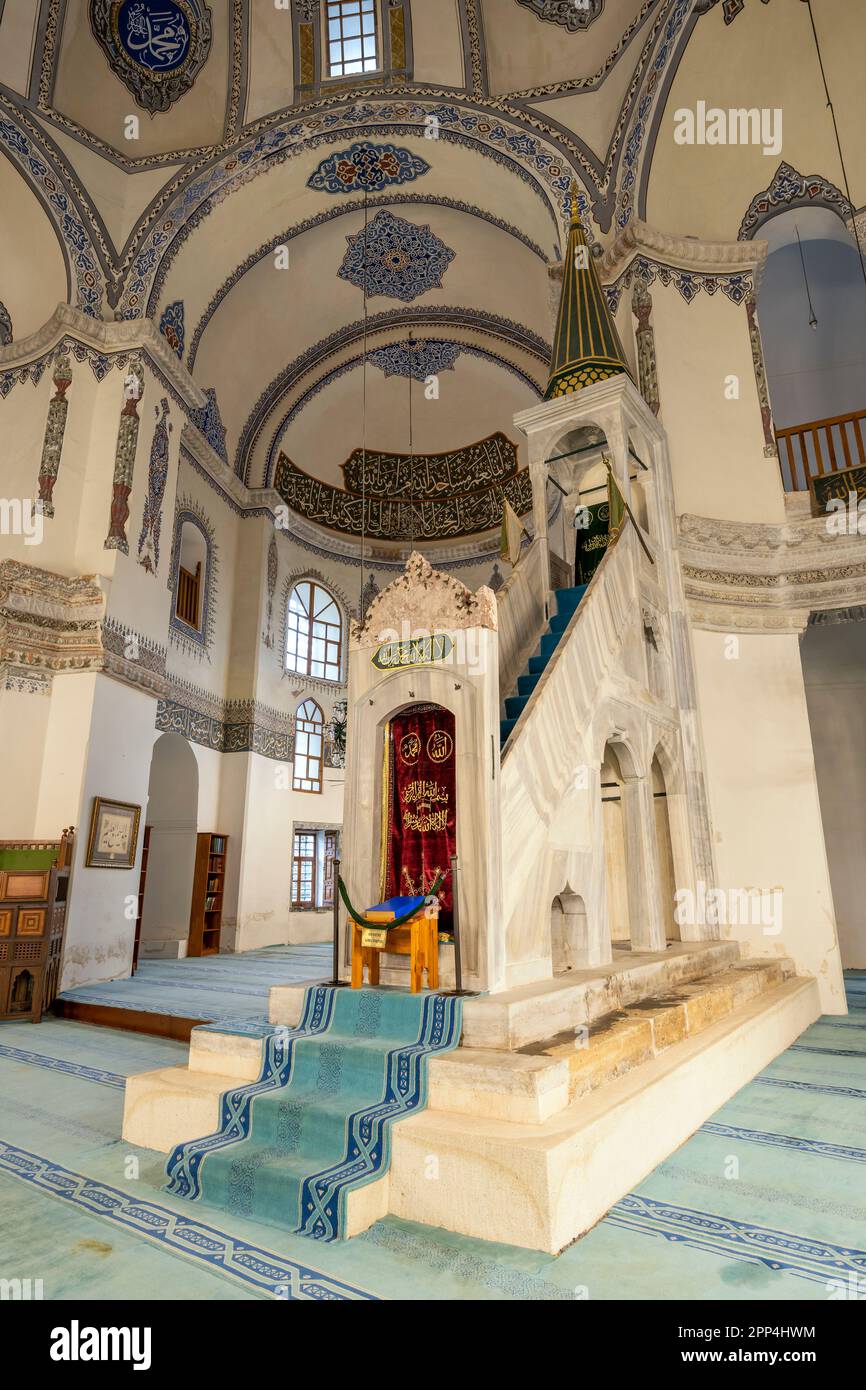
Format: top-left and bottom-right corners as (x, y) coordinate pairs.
(500, 584), (586, 749)
(165, 984), (462, 1242)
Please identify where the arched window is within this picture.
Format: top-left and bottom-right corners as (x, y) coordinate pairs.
(174, 520), (206, 631)
(170, 514), (214, 653)
(293, 699), (324, 793)
(286, 581), (343, 682)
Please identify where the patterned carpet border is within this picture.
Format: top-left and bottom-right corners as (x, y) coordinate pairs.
(700, 1121), (866, 1164)
(606, 1192), (866, 1288)
(756, 1076), (866, 1101)
(0, 1140), (377, 1301)
(0, 1044), (125, 1089)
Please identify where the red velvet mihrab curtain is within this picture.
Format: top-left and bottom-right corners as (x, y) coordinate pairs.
(382, 705), (456, 931)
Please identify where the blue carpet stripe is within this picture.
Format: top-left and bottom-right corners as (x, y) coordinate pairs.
(811, 1018), (866, 1028)
(700, 1121), (866, 1164)
(166, 984), (337, 1203)
(790, 1045), (866, 1058)
(0, 1044), (125, 1089)
(606, 1193), (866, 1288)
(756, 1076), (866, 1100)
(0, 1141), (376, 1301)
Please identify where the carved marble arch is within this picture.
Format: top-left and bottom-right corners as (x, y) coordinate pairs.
(649, 729), (683, 797)
(737, 163), (853, 242)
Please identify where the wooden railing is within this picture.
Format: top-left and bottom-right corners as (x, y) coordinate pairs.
(176, 563), (201, 627)
(776, 407), (866, 492)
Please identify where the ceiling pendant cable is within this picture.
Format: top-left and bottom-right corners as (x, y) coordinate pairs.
(794, 223), (819, 330)
(360, 189), (368, 616)
(407, 330), (416, 552)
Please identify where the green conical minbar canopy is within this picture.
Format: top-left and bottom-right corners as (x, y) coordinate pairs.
(545, 186), (631, 400)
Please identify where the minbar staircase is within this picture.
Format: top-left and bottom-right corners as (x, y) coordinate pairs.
(500, 583), (587, 748)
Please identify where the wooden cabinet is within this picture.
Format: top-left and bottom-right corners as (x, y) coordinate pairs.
(0, 830), (74, 1023)
(188, 833), (227, 957)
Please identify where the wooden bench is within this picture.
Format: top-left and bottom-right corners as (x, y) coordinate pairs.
(351, 895), (440, 994)
(0, 829), (74, 1023)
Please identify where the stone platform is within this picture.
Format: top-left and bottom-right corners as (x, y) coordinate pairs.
(269, 940), (741, 1049)
(121, 941), (820, 1251)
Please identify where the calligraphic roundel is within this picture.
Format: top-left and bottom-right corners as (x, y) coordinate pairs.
(90, 0), (213, 114)
(399, 732), (421, 765)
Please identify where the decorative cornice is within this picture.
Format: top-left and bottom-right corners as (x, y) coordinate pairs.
(679, 512), (866, 632)
(599, 219), (767, 285)
(0, 560), (105, 675)
(0, 304), (206, 410)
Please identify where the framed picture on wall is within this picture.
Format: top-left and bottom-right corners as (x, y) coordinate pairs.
(85, 797), (142, 869)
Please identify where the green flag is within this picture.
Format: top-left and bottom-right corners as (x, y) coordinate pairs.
(500, 498), (525, 564)
(607, 465), (626, 535)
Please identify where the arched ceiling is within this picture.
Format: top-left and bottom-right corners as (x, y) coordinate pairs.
(1, 0), (864, 543)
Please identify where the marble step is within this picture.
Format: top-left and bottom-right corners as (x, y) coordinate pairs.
(385, 976), (821, 1252)
(458, 940), (743, 1050)
(123, 1065), (240, 1153)
(526, 957), (794, 1101)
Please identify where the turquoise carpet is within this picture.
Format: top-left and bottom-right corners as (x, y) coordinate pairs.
(165, 986), (463, 1241)
(57, 943), (331, 1033)
(0, 974), (864, 1299)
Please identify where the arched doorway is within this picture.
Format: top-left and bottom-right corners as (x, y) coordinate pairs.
(601, 743), (631, 948)
(550, 889), (588, 974)
(756, 206), (866, 489)
(139, 732), (199, 960)
(652, 754), (678, 941)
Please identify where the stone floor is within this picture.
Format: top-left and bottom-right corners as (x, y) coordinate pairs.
(0, 964), (863, 1301)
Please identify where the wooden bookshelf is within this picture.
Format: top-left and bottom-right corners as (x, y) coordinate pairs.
(132, 825), (150, 974)
(188, 832), (228, 957)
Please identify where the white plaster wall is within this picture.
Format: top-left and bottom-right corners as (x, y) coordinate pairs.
(0, 159), (67, 339)
(0, 688), (51, 834)
(646, 0), (866, 242)
(691, 627), (845, 1012)
(60, 675), (160, 990)
(801, 620), (866, 969)
(234, 754), (344, 953)
(650, 285), (785, 524)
